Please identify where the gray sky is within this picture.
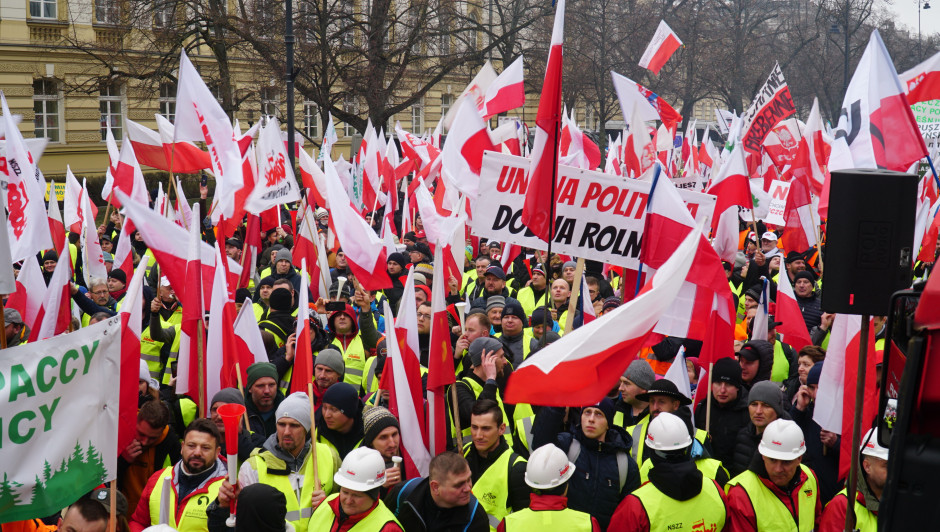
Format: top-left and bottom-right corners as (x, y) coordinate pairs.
(891, 0), (936, 36)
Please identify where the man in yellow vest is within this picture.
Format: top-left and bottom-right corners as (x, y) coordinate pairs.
(329, 299), (380, 390)
(315, 382), (365, 460)
(308, 447), (404, 531)
(498, 443), (599, 531)
(729, 381), (788, 478)
(817, 428), (886, 532)
(726, 419), (821, 531)
(610, 412), (727, 531)
(129, 418), (227, 532)
(625, 379), (695, 466)
(463, 399), (529, 530)
(495, 301), (538, 369)
(613, 359), (655, 429)
(228, 391), (340, 532)
(514, 266), (549, 317)
(450, 337), (511, 442)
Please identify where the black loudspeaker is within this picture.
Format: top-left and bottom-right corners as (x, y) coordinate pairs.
(821, 169), (918, 316)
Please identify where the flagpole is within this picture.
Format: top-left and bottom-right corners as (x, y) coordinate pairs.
(0, 297), (7, 349)
(451, 384), (464, 450)
(704, 362), (713, 434)
(844, 314), (870, 532)
(234, 362), (251, 432)
(565, 258), (584, 332)
(539, 109), (562, 347)
(307, 383), (322, 491)
(926, 154), (940, 192)
(635, 164), (662, 297)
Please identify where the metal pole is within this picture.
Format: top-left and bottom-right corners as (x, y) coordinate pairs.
(843, 1), (850, 94)
(843, 314), (870, 532)
(286, 0), (296, 174)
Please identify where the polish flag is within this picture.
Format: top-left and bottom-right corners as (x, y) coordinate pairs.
(297, 147), (328, 208)
(118, 192), (243, 309)
(397, 124), (441, 172)
(290, 260), (314, 394)
(118, 256), (150, 452)
(775, 269), (812, 351)
(442, 61), (498, 129)
(112, 219), (136, 282)
(899, 49), (940, 105)
(322, 156), (392, 291)
(483, 55), (525, 119)
(523, 0), (565, 242)
(604, 133), (623, 176)
(623, 107), (655, 178)
(232, 298), (270, 370)
(706, 145), (752, 231)
(176, 204), (206, 410)
(33, 235), (71, 341)
(505, 216), (700, 406)
(174, 51), (244, 222)
(152, 114), (213, 174)
(639, 20), (683, 75)
(781, 176), (818, 254)
(100, 123), (122, 204)
(293, 202), (328, 300)
(126, 118), (207, 173)
(917, 199), (940, 263)
(560, 108), (601, 170)
(245, 117), (301, 214)
(813, 313), (879, 479)
(572, 274), (596, 329)
(63, 166), (84, 233)
(358, 122), (386, 212)
(427, 244), (456, 456)
(790, 98), (831, 199)
(1, 91), (53, 261)
(207, 242), (246, 406)
(440, 97), (496, 199)
(46, 181), (66, 255)
(6, 255), (45, 331)
(79, 179), (108, 287)
(111, 131), (152, 209)
(834, 29), (926, 173)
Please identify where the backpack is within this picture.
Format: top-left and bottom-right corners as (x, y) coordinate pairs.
(566, 438), (630, 492)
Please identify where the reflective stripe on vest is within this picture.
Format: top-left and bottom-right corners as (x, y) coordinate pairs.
(363, 355), (379, 396)
(629, 418), (649, 463)
(147, 467), (224, 532)
(771, 341), (791, 383)
(308, 494), (402, 531)
(726, 465), (818, 532)
(252, 444), (337, 532)
(463, 443), (525, 531)
(455, 378), (508, 439)
(140, 325), (166, 382)
(632, 474), (726, 532)
(502, 507), (594, 531)
(260, 320), (289, 348)
(332, 335), (366, 388)
(834, 489), (877, 532)
(279, 366), (295, 396)
(514, 416), (535, 452)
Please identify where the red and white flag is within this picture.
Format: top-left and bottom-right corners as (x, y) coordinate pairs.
(833, 29), (927, 173)
(813, 313), (879, 478)
(293, 203), (328, 300)
(46, 181), (66, 255)
(33, 236), (71, 341)
(110, 130), (151, 208)
(154, 114), (213, 174)
(126, 118), (202, 173)
(112, 218), (136, 282)
(523, 0), (565, 242)
(174, 51), (244, 222)
(899, 49), (940, 105)
(322, 156), (392, 290)
(63, 166), (84, 233)
(206, 243), (243, 406)
(290, 259), (314, 394)
(427, 244), (456, 456)
(232, 298), (270, 370)
(118, 256), (150, 451)
(1, 92), (53, 261)
(176, 203), (206, 409)
(440, 97), (495, 199)
(6, 255), (45, 330)
(774, 269), (812, 351)
(443, 62), (498, 129)
(705, 145), (752, 243)
(781, 176), (818, 254)
(639, 20), (682, 75)
(484, 55), (525, 119)
(791, 98), (831, 199)
(505, 215), (699, 406)
(560, 108), (601, 170)
(245, 117), (301, 213)
(79, 178), (108, 287)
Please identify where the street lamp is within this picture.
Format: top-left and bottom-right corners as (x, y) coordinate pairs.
(920, 0), (932, 61)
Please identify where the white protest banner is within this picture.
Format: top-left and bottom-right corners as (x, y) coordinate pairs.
(911, 99), (940, 149)
(472, 152), (716, 269)
(765, 179), (791, 225)
(0, 317), (122, 523)
(740, 63), (796, 156)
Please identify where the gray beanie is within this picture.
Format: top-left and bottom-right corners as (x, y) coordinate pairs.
(747, 381), (787, 419)
(622, 359), (656, 391)
(486, 295), (506, 312)
(276, 392), (312, 432)
(275, 248), (293, 264)
(563, 261), (577, 270)
(315, 348), (345, 378)
(210, 387), (245, 407)
(469, 337), (503, 367)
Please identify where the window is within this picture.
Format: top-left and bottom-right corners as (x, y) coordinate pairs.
(261, 87), (279, 123)
(303, 101), (319, 138)
(159, 82), (176, 122)
(440, 34), (451, 55)
(468, 14), (478, 50)
(30, 0), (56, 19)
(154, 1), (175, 28)
(585, 105), (597, 131)
(411, 97), (424, 134)
(441, 94), (454, 118)
(96, 0), (120, 24)
(99, 81), (123, 140)
(255, 0), (278, 28)
(344, 97), (359, 137)
(33, 79), (60, 142)
(340, 2), (355, 47)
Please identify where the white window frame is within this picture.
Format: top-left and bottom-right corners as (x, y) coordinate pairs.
(96, 0), (120, 24)
(33, 79), (63, 143)
(344, 97), (359, 137)
(411, 97), (424, 134)
(29, 0), (56, 19)
(440, 94), (453, 119)
(99, 81), (124, 141)
(303, 101), (319, 138)
(260, 87), (280, 124)
(159, 81), (176, 122)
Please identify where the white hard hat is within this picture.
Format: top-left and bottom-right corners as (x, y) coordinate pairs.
(758, 419), (806, 460)
(334, 447), (387, 491)
(861, 428), (889, 460)
(646, 412), (693, 451)
(525, 444), (576, 489)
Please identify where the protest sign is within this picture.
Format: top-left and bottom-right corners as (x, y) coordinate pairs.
(472, 152), (716, 269)
(765, 180), (792, 225)
(740, 63), (796, 155)
(0, 317), (121, 523)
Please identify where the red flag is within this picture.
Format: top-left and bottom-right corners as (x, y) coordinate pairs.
(175, 203), (206, 409)
(505, 217), (700, 406)
(118, 256), (151, 453)
(46, 181), (66, 255)
(774, 269), (812, 351)
(522, 0), (565, 242)
(427, 245), (456, 456)
(33, 235), (71, 341)
(484, 56), (526, 119)
(899, 48), (940, 105)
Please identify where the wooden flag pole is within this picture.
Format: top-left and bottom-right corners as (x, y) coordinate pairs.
(844, 315), (871, 532)
(0, 297), (8, 349)
(565, 258), (586, 333)
(307, 383), (322, 490)
(234, 362), (251, 432)
(108, 486), (116, 532)
(451, 384), (464, 450)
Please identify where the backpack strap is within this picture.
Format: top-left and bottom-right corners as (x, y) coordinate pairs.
(394, 478), (422, 517)
(566, 439), (581, 464)
(616, 451), (629, 492)
(463, 495), (481, 532)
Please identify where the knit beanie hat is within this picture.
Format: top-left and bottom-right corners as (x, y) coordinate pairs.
(211, 387), (245, 407)
(315, 348), (345, 378)
(747, 381), (786, 418)
(529, 307), (554, 327)
(322, 382), (360, 418)
(275, 248), (293, 264)
(586, 398), (616, 424)
(501, 300), (527, 322)
(486, 296), (506, 312)
(269, 287), (292, 312)
(362, 405), (400, 448)
(387, 252), (407, 268)
(235, 483), (288, 532)
(246, 362), (278, 390)
(622, 359), (656, 390)
(469, 337), (503, 367)
(108, 269), (127, 285)
(563, 260), (577, 270)
(807, 361), (824, 385)
(276, 392), (312, 432)
(712, 357), (742, 387)
(793, 271), (815, 285)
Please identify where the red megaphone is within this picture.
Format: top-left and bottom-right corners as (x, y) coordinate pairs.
(217, 403), (247, 456)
